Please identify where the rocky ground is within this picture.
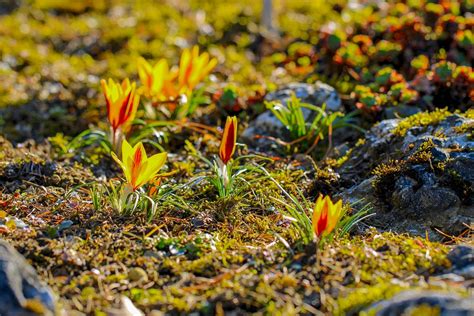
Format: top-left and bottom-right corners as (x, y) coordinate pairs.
(0, 1), (473, 315)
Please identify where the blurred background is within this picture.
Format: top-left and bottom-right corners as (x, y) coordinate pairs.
(0, 0), (472, 143)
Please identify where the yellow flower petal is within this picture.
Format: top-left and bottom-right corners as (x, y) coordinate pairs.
(111, 138), (168, 191)
(313, 195), (343, 237)
(101, 78), (139, 133)
(137, 152), (167, 187)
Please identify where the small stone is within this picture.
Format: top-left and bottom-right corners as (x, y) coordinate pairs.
(60, 249), (84, 267)
(12, 217), (28, 230)
(169, 244), (184, 256)
(106, 296), (144, 316)
(191, 217), (204, 228)
(144, 250), (164, 259)
(57, 220), (74, 232)
(128, 267), (148, 282)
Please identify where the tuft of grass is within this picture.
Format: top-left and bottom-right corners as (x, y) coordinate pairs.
(265, 94), (348, 153)
(260, 166), (373, 248)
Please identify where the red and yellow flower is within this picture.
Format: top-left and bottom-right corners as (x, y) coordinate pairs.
(178, 46), (217, 94)
(111, 139), (167, 191)
(219, 116), (238, 164)
(101, 78), (140, 135)
(137, 47), (217, 106)
(312, 195), (343, 238)
(137, 57), (179, 100)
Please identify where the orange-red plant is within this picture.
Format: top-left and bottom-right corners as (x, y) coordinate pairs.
(219, 116), (238, 164)
(137, 47), (216, 118)
(101, 78), (140, 146)
(178, 46), (217, 94)
(312, 195), (343, 238)
(111, 139), (167, 191)
(137, 57), (178, 101)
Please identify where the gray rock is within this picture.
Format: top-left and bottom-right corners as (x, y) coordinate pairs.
(339, 178), (377, 207)
(446, 245), (474, 280)
(448, 245), (474, 269)
(338, 114), (474, 241)
(265, 82), (342, 112)
(0, 0), (20, 15)
(365, 290), (474, 316)
(384, 105), (422, 119)
(0, 240), (56, 316)
(241, 82), (342, 150)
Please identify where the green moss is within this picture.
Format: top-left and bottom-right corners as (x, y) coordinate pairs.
(371, 159), (406, 194)
(392, 108), (453, 137)
(464, 109), (474, 119)
(371, 139), (442, 195)
(331, 231), (456, 314)
(453, 122), (474, 137)
(335, 148), (352, 166)
(404, 305), (441, 316)
(335, 138), (366, 167)
(391, 108), (474, 138)
(337, 282), (405, 315)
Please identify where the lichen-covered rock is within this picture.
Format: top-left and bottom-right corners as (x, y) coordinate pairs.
(338, 112), (474, 241)
(365, 291), (474, 315)
(241, 82), (342, 150)
(0, 240), (56, 316)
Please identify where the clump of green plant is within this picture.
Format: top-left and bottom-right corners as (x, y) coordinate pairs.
(352, 67), (419, 116)
(265, 94), (346, 154)
(90, 179), (190, 221)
